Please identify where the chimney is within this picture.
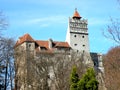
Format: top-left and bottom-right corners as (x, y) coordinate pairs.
(49, 38), (53, 49)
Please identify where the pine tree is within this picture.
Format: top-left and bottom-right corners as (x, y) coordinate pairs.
(78, 68), (99, 90)
(70, 66), (79, 90)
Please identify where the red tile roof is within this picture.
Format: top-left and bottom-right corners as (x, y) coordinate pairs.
(73, 8), (81, 19)
(36, 40), (49, 50)
(15, 34), (71, 51)
(54, 41), (70, 48)
(14, 33), (35, 47)
(36, 40), (70, 49)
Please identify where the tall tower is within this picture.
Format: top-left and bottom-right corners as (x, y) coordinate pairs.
(14, 34), (36, 90)
(66, 9), (90, 53)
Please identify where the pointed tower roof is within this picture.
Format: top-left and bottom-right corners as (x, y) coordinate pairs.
(14, 33), (35, 47)
(73, 8), (82, 19)
(20, 33), (34, 42)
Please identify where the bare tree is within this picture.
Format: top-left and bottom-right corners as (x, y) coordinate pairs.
(103, 46), (120, 90)
(103, 18), (120, 44)
(103, 0), (120, 44)
(0, 11), (8, 32)
(0, 37), (15, 90)
(0, 11), (14, 90)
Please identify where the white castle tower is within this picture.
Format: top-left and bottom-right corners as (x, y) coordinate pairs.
(66, 9), (90, 53)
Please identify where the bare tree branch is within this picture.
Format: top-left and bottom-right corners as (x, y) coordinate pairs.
(103, 46), (120, 90)
(103, 18), (120, 44)
(0, 37), (15, 90)
(0, 11), (8, 33)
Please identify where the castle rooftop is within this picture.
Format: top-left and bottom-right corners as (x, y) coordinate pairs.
(73, 8), (82, 19)
(14, 33), (35, 47)
(15, 33), (71, 52)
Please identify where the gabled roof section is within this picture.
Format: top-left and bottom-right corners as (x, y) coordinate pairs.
(14, 33), (35, 48)
(73, 8), (82, 19)
(36, 40), (49, 49)
(36, 40), (70, 49)
(21, 33), (34, 42)
(54, 41), (70, 48)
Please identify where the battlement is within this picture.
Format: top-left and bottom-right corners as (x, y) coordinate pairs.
(69, 18), (88, 24)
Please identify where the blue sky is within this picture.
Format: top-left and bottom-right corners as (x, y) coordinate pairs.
(0, 0), (120, 53)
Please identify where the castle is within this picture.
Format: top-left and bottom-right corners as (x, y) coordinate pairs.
(14, 9), (105, 90)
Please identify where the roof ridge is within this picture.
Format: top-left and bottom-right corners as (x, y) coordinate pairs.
(23, 33), (34, 41)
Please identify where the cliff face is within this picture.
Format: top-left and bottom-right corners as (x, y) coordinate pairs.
(15, 48), (96, 90)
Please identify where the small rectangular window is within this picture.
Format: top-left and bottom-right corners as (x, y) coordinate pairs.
(83, 45), (85, 47)
(74, 35), (77, 37)
(74, 44), (77, 46)
(28, 44), (31, 47)
(82, 36), (84, 38)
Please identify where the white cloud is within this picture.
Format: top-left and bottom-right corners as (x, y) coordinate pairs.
(88, 18), (110, 26)
(24, 15), (67, 27)
(39, 23), (49, 27)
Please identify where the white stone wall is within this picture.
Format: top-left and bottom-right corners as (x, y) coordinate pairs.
(69, 32), (90, 52)
(65, 19), (70, 44)
(97, 53), (104, 73)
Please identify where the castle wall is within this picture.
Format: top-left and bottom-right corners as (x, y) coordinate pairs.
(14, 42), (36, 90)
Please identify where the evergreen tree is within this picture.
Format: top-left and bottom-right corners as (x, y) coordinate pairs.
(78, 68), (99, 90)
(70, 66), (79, 90)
